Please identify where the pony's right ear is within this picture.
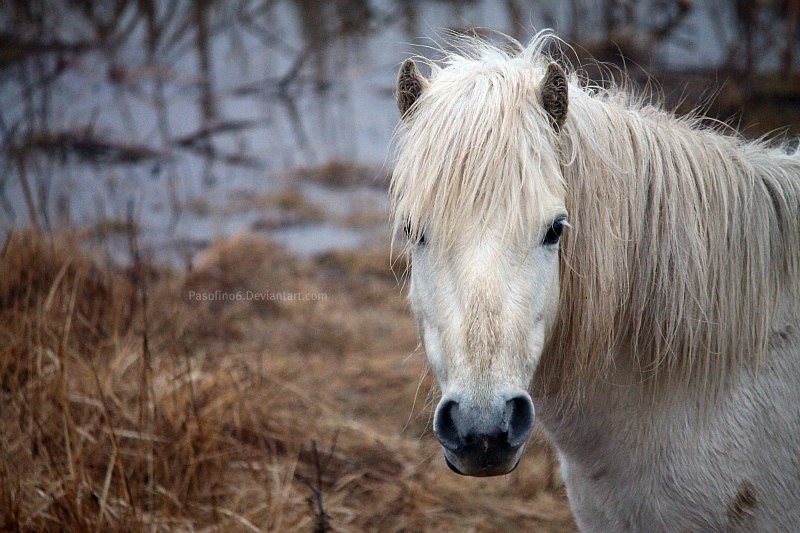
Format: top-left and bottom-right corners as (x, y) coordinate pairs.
(397, 58), (427, 119)
(539, 62), (568, 132)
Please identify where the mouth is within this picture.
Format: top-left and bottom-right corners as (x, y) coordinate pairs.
(442, 444), (525, 477)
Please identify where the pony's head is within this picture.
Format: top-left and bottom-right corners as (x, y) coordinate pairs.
(391, 42), (570, 476)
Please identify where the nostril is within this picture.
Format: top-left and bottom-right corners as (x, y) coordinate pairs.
(505, 394), (535, 447)
(434, 399), (463, 451)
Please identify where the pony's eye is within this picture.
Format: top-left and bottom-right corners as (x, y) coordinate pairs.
(542, 218), (566, 246)
(404, 221), (426, 245)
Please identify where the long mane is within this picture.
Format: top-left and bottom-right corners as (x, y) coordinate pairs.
(392, 34), (800, 395)
(545, 82), (800, 397)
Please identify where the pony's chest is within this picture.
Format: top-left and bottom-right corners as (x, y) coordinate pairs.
(555, 445), (736, 533)
(533, 338), (800, 532)
(535, 392), (760, 533)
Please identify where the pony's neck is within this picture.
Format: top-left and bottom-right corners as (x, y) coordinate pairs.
(537, 91), (800, 402)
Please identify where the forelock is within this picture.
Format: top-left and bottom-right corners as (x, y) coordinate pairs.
(391, 40), (567, 253)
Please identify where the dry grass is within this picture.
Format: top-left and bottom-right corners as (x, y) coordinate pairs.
(0, 229), (574, 532)
(225, 189), (324, 230)
(291, 161), (388, 189)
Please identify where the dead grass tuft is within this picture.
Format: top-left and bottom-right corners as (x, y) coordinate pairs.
(0, 229), (573, 532)
(225, 188), (325, 229)
(292, 160), (388, 189)
(0, 230), (134, 393)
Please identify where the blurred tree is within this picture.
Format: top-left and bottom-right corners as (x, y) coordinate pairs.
(781, 0), (799, 76)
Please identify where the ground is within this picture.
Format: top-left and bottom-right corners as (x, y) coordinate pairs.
(0, 229), (575, 533)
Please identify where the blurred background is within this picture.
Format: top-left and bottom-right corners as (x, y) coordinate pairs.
(2, 0), (799, 263)
(1, 2), (799, 532)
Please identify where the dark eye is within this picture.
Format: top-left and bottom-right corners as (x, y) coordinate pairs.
(542, 217), (566, 246)
(404, 220), (426, 245)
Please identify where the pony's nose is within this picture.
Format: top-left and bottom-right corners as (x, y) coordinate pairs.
(433, 392), (535, 476)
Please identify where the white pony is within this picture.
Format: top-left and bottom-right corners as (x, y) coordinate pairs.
(391, 33), (800, 532)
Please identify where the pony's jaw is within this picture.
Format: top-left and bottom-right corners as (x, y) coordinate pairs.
(408, 233), (560, 476)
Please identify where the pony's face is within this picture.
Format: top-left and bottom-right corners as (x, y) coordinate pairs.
(394, 57), (570, 476)
(408, 209), (566, 476)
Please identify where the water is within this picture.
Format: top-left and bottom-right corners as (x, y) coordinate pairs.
(0, 0), (771, 263)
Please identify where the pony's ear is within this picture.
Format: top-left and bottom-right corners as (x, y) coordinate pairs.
(397, 58), (427, 119)
(539, 62), (568, 132)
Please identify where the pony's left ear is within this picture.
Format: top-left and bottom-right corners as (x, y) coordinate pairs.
(539, 62), (568, 132)
(397, 58), (427, 119)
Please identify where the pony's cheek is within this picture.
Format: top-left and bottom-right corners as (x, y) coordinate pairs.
(525, 324), (547, 373)
(422, 325), (450, 388)
(527, 255), (561, 333)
